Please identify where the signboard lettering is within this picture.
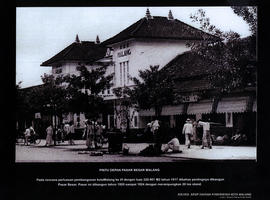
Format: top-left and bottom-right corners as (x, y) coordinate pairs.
(181, 95), (200, 103)
(117, 49), (131, 57)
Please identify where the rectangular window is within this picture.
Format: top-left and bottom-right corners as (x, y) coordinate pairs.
(134, 116), (138, 127)
(123, 62), (126, 85)
(126, 61), (129, 84)
(113, 64), (116, 86)
(120, 63), (122, 86)
(55, 68), (62, 74)
(107, 89), (110, 94)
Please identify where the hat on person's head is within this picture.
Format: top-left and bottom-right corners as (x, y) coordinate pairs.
(186, 118), (191, 122)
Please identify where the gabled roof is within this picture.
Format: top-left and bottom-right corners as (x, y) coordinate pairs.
(162, 51), (216, 79)
(20, 84), (44, 91)
(162, 51), (216, 93)
(173, 79), (212, 93)
(41, 41), (107, 66)
(102, 16), (219, 45)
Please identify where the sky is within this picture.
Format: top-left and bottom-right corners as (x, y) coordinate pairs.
(16, 7), (252, 88)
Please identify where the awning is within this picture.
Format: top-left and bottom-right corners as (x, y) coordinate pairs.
(252, 99), (257, 112)
(216, 96), (249, 113)
(187, 100), (213, 114)
(138, 108), (155, 117)
(162, 105), (185, 116)
(138, 105), (185, 117)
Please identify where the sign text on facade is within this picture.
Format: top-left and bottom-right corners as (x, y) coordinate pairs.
(181, 95), (200, 103)
(117, 49), (131, 57)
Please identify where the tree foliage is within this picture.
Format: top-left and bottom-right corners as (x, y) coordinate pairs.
(131, 65), (175, 117)
(16, 64), (113, 126)
(113, 86), (137, 132)
(63, 65), (113, 120)
(16, 74), (69, 129)
(231, 6), (257, 35)
(188, 7), (257, 93)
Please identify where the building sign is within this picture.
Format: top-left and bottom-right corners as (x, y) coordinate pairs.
(117, 49), (131, 57)
(35, 113), (41, 119)
(181, 94), (200, 103)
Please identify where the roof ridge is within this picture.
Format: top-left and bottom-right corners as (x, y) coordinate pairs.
(162, 52), (188, 70)
(130, 18), (146, 36)
(40, 43), (75, 66)
(174, 18), (219, 40)
(62, 42), (78, 58)
(41, 42), (107, 66)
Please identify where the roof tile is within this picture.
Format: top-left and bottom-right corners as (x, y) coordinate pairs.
(41, 42), (107, 66)
(102, 16), (219, 45)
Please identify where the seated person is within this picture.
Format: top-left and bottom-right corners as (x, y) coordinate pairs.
(162, 136), (182, 153)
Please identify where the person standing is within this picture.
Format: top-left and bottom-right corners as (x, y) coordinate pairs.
(56, 125), (63, 144)
(82, 120), (88, 140)
(152, 119), (162, 154)
(95, 122), (105, 149)
(197, 119), (212, 149)
(85, 120), (94, 149)
(63, 122), (70, 142)
(192, 119), (198, 144)
(29, 126), (36, 144)
(182, 118), (193, 148)
(24, 127), (31, 146)
(69, 122), (75, 145)
(45, 124), (53, 147)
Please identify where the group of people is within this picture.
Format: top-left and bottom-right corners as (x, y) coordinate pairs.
(158, 118), (213, 154)
(23, 117), (213, 153)
(23, 122), (75, 147)
(182, 118), (212, 149)
(23, 120), (106, 148)
(83, 120), (106, 150)
(44, 122), (76, 147)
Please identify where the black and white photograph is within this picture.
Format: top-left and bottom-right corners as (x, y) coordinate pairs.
(15, 6), (257, 163)
(9, 1), (270, 200)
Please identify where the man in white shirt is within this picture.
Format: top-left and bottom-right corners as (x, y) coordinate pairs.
(63, 123), (70, 143)
(69, 122), (75, 145)
(198, 120), (212, 149)
(24, 127), (31, 146)
(182, 118), (193, 148)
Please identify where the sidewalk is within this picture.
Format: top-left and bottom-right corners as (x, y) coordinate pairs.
(17, 140), (256, 161)
(125, 143), (256, 160)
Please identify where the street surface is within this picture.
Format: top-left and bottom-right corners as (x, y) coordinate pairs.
(15, 140), (256, 162)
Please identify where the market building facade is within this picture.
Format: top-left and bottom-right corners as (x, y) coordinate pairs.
(37, 9), (256, 144)
(40, 35), (115, 129)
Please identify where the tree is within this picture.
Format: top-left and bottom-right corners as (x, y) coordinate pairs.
(16, 82), (32, 130)
(113, 86), (137, 133)
(188, 7), (257, 93)
(63, 64), (113, 121)
(39, 74), (69, 123)
(231, 6), (257, 35)
(15, 75), (69, 138)
(131, 65), (175, 118)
